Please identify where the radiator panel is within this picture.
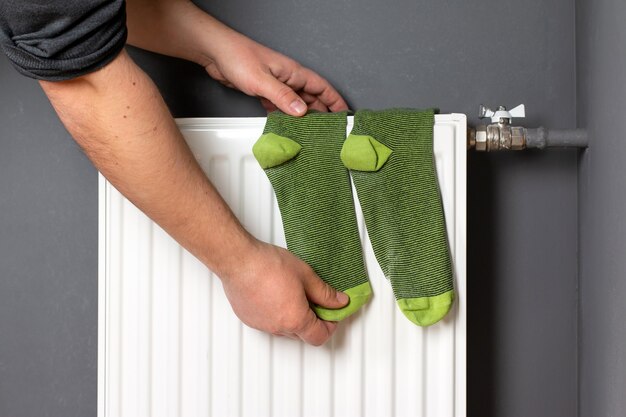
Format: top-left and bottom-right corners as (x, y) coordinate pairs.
(98, 115), (467, 417)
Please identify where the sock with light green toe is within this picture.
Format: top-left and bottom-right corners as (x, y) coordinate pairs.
(253, 111), (372, 321)
(341, 108), (454, 326)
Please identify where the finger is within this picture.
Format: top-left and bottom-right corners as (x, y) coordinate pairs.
(302, 270), (349, 309)
(260, 97), (278, 112)
(255, 73), (308, 116)
(282, 66), (349, 112)
(296, 309), (338, 346)
(276, 332), (299, 340)
(299, 92), (329, 113)
(307, 100), (329, 113)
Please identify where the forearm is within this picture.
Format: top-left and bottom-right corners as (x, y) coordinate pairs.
(40, 49), (254, 278)
(126, 0), (236, 67)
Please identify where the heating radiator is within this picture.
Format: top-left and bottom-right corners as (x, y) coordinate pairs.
(98, 115), (467, 417)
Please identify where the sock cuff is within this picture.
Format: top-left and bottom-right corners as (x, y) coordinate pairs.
(350, 108), (436, 157)
(263, 110), (348, 144)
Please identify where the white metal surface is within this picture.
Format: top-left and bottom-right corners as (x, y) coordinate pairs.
(98, 115), (467, 417)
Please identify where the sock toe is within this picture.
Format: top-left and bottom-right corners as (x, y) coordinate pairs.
(396, 290), (454, 326)
(313, 281), (373, 321)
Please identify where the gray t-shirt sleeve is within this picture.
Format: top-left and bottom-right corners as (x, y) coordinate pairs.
(0, 0), (127, 81)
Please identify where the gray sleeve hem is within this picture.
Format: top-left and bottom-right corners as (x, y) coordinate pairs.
(0, 0), (128, 81)
(3, 31), (127, 82)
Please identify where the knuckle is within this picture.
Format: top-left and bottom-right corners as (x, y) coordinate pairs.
(279, 316), (301, 333)
(281, 60), (301, 77)
(275, 85), (295, 103)
(306, 328), (328, 347)
(323, 283), (336, 301)
(309, 338), (325, 347)
(298, 317), (316, 333)
(300, 261), (314, 275)
(315, 336), (328, 346)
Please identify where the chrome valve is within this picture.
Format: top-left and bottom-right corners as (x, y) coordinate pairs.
(470, 104), (527, 151)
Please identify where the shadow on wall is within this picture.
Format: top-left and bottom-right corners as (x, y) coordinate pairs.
(467, 152), (497, 417)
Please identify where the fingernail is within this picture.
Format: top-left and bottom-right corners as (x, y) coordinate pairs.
(336, 292), (349, 304)
(289, 99), (307, 115)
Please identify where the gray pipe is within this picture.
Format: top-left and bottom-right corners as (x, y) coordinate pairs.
(525, 127), (588, 149)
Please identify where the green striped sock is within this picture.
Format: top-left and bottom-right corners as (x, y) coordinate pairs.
(252, 111), (372, 321)
(341, 108), (454, 326)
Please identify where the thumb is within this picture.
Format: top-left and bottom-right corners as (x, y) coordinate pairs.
(256, 73), (308, 116)
(303, 272), (349, 309)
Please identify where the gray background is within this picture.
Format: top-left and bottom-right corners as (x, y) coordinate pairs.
(0, 0), (619, 416)
(577, 0), (626, 415)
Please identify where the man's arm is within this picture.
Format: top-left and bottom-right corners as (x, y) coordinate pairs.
(39, 50), (348, 345)
(125, 0), (348, 116)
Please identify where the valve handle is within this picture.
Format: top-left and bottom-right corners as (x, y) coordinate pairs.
(479, 104), (525, 123)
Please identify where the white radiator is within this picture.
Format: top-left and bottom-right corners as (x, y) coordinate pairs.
(98, 115), (467, 417)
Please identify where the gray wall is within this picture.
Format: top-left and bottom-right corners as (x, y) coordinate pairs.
(577, 0), (626, 416)
(0, 64), (99, 415)
(0, 1), (579, 416)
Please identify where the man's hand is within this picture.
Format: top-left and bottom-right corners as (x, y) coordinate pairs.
(222, 242), (349, 345)
(202, 33), (348, 116)
(126, 0), (349, 116)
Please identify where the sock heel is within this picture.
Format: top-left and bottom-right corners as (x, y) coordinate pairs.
(253, 132), (302, 169)
(340, 134), (392, 172)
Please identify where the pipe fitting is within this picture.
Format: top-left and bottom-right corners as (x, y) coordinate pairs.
(511, 126), (525, 150)
(467, 125), (588, 151)
(470, 104), (588, 151)
(474, 125), (487, 151)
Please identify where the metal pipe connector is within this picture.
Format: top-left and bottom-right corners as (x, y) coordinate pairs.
(467, 125), (588, 151)
(469, 122), (526, 151)
(468, 104), (589, 151)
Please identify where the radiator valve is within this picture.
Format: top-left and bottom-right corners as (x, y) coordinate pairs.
(467, 104), (588, 151)
(469, 104), (527, 151)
